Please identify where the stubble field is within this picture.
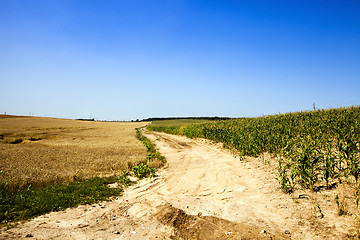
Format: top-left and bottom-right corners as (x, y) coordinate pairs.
(0, 115), (148, 189)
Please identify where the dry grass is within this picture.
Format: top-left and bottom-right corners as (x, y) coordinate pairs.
(0, 116), (148, 188)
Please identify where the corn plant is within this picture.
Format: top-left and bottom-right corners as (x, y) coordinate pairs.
(277, 158), (290, 193)
(149, 106), (360, 193)
(322, 142), (337, 187)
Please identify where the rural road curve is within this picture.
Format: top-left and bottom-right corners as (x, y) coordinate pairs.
(0, 131), (349, 239)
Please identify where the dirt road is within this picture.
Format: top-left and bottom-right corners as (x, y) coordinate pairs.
(0, 131), (353, 239)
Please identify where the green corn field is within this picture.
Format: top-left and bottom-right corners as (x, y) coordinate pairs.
(148, 106), (360, 195)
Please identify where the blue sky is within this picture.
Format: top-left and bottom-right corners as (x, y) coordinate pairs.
(1, 0), (359, 120)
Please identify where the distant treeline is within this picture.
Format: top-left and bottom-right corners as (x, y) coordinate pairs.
(141, 116), (230, 122)
(76, 118), (95, 121)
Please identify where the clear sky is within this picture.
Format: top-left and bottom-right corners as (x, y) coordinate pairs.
(1, 0), (359, 120)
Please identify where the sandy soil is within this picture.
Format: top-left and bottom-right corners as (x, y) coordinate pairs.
(0, 131), (356, 239)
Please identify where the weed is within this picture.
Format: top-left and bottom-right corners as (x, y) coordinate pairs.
(136, 128), (166, 165)
(355, 189), (360, 208)
(335, 193), (348, 216)
(133, 162), (156, 179)
(120, 171), (134, 186)
(314, 203), (324, 218)
(261, 154), (270, 165)
(0, 176), (127, 223)
(133, 128), (167, 179)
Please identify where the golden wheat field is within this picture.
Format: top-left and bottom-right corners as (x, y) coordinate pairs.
(0, 115), (148, 188)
